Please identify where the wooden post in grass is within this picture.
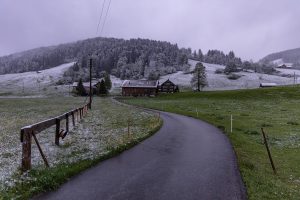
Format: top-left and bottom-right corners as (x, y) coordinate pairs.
(127, 119), (131, 136)
(196, 108), (199, 117)
(261, 128), (277, 174)
(230, 115), (233, 133)
(157, 112), (160, 122)
(21, 129), (32, 171)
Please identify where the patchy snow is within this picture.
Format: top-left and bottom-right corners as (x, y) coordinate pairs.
(277, 68), (300, 76)
(272, 58), (284, 66)
(0, 62), (74, 96)
(0, 98), (159, 190)
(159, 60), (295, 91)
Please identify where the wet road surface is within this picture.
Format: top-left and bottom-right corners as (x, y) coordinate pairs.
(34, 111), (247, 200)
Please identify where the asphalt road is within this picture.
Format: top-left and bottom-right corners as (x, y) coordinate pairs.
(34, 111), (247, 200)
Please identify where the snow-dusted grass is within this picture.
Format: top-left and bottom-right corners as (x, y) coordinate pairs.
(0, 62), (74, 97)
(0, 97), (161, 199)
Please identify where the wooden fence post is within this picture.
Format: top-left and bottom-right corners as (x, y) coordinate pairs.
(261, 128), (277, 174)
(21, 129), (32, 172)
(72, 111), (75, 127)
(55, 118), (60, 145)
(66, 113), (69, 133)
(76, 109), (79, 122)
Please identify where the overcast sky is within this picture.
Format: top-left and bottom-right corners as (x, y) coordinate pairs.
(0, 0), (300, 60)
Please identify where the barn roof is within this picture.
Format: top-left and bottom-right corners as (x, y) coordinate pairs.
(122, 80), (159, 88)
(260, 83), (277, 87)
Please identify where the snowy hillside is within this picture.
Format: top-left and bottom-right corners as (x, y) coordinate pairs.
(0, 62), (74, 96)
(159, 60), (296, 91)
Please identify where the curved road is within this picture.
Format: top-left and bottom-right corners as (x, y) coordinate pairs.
(34, 111), (246, 200)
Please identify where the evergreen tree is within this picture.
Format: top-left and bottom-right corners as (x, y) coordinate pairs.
(191, 62), (207, 91)
(193, 50), (197, 59)
(104, 73), (112, 90)
(224, 61), (238, 74)
(198, 49), (203, 61)
(98, 80), (108, 95)
(76, 78), (87, 96)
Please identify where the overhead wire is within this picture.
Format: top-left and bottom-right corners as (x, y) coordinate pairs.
(100, 0), (112, 36)
(96, 0), (106, 35)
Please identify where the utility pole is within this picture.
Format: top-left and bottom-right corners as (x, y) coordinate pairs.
(89, 58), (92, 109)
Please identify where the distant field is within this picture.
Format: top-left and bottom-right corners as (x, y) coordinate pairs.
(0, 97), (160, 199)
(123, 86), (300, 200)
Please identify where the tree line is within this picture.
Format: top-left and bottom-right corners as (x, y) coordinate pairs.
(191, 49), (277, 74)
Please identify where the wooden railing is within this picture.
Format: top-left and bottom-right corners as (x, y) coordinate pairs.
(20, 103), (90, 172)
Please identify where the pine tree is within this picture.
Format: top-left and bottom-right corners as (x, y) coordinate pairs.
(224, 61), (238, 74)
(198, 49), (203, 61)
(191, 62), (207, 91)
(76, 78), (87, 96)
(104, 73), (112, 90)
(98, 80), (108, 95)
(193, 50), (197, 59)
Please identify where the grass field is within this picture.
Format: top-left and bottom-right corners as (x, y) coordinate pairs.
(0, 97), (161, 199)
(122, 86), (300, 200)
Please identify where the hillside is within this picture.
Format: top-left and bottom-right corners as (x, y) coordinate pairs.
(0, 37), (190, 81)
(261, 47), (300, 67)
(0, 62), (74, 97)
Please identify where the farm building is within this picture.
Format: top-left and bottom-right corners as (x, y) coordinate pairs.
(260, 83), (277, 88)
(159, 79), (179, 93)
(72, 79), (103, 95)
(122, 80), (159, 96)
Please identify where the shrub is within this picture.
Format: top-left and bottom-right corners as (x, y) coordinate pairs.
(215, 69), (224, 74)
(227, 73), (242, 80)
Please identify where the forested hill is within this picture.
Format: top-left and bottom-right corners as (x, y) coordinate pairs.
(0, 37), (190, 81)
(260, 47), (300, 67)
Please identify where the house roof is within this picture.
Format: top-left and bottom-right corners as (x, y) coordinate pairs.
(161, 79), (176, 85)
(122, 80), (159, 88)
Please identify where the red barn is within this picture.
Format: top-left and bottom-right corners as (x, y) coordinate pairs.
(122, 80), (159, 96)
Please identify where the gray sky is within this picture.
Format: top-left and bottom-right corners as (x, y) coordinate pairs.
(0, 0), (300, 60)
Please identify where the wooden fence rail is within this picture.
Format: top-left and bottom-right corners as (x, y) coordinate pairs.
(20, 103), (90, 172)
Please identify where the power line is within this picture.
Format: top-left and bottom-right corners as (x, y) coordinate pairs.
(100, 0), (112, 36)
(96, 0), (106, 35)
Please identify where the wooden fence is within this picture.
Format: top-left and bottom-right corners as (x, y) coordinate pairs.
(20, 103), (90, 172)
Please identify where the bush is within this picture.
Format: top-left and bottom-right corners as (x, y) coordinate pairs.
(215, 69), (224, 74)
(227, 73), (242, 80)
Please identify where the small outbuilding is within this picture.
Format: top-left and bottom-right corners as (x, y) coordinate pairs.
(259, 83), (277, 88)
(122, 80), (159, 96)
(159, 79), (179, 93)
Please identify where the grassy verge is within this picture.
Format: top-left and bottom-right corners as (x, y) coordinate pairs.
(0, 97), (162, 199)
(122, 86), (300, 200)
